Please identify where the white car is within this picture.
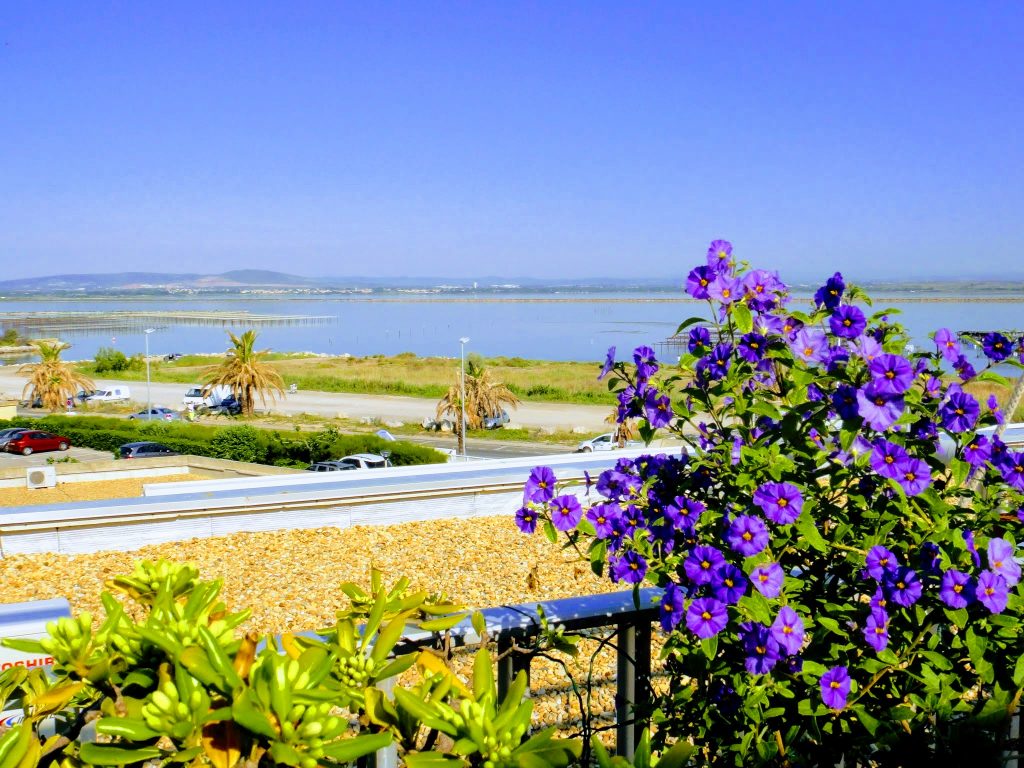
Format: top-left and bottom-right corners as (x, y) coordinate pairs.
(183, 385), (231, 409)
(576, 432), (640, 453)
(336, 453), (390, 469)
(87, 386), (131, 402)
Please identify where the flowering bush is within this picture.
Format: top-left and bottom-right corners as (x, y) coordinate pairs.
(518, 241), (1024, 765)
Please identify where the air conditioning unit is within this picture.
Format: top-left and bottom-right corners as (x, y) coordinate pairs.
(26, 466), (57, 489)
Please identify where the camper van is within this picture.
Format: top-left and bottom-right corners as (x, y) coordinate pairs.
(182, 385), (232, 409)
(86, 387), (131, 403)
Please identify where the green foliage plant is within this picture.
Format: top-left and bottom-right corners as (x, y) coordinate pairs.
(0, 561), (580, 767)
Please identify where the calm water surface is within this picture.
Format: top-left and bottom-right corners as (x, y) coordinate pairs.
(0, 294), (1021, 365)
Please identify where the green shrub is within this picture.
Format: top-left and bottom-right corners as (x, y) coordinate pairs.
(209, 425), (267, 463)
(93, 347), (130, 373)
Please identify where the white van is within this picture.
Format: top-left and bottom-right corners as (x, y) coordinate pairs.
(87, 387), (131, 402)
(182, 385), (231, 409)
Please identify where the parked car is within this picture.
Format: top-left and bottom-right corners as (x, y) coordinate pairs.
(128, 407), (181, 422)
(75, 389), (99, 403)
(0, 428), (31, 449)
(5, 431), (71, 455)
(87, 387), (131, 402)
(575, 432), (640, 452)
(336, 453), (390, 469)
(119, 442), (178, 459)
(165, 353), (183, 361)
(306, 461), (358, 472)
(482, 410), (511, 430)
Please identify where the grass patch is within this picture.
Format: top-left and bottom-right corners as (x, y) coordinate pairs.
(76, 353), (616, 405)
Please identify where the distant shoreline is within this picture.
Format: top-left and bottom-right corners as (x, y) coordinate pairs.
(2, 294), (1024, 304)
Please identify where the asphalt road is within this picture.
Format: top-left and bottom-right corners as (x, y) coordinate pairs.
(0, 373), (610, 431)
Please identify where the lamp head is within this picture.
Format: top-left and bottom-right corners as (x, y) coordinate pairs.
(459, 336), (470, 345)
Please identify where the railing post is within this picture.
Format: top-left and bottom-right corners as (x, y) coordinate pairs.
(615, 619), (652, 759)
(497, 636), (531, 701)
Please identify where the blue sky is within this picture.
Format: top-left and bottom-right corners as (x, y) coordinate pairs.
(1, 2), (1022, 281)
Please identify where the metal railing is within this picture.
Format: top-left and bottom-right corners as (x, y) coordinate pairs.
(355, 588), (661, 766)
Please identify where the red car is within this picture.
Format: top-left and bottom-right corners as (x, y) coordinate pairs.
(5, 431), (71, 456)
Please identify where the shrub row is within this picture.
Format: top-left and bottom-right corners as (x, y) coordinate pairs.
(0, 416), (446, 467)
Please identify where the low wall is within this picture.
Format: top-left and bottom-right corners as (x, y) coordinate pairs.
(0, 454), (299, 489)
(0, 449), (665, 557)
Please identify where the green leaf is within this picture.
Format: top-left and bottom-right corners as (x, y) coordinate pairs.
(732, 303), (753, 334)
(419, 614), (467, 632)
(0, 638), (45, 654)
(95, 717), (161, 742)
(319, 732), (394, 762)
(473, 647), (494, 701)
(794, 513), (828, 553)
(543, 520), (558, 545)
(674, 317), (706, 336)
(404, 753), (468, 767)
(78, 744), (164, 765)
(655, 739), (696, 768)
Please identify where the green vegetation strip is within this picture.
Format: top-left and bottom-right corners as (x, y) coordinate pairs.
(1, 414), (446, 468)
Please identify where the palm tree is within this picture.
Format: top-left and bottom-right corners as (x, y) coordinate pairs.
(203, 330), (284, 416)
(605, 408), (639, 447)
(19, 341), (95, 411)
(435, 359), (521, 453)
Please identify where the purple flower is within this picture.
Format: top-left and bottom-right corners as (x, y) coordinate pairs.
(674, 496), (706, 529)
(884, 566), (922, 607)
(964, 529), (982, 568)
(586, 503), (620, 539)
(739, 622), (781, 674)
(863, 608), (890, 652)
(939, 392), (980, 433)
(619, 506), (647, 538)
(830, 305), (866, 339)
(987, 538), (1021, 586)
(685, 597), (728, 639)
(611, 550), (648, 584)
(1000, 452), (1024, 491)
(643, 390), (673, 429)
(814, 272), (845, 310)
(659, 582), (685, 632)
(832, 384), (859, 421)
(870, 440), (909, 480)
(771, 606), (805, 656)
(633, 345), (658, 380)
(711, 563), (748, 604)
(791, 329), (829, 364)
(706, 240), (734, 274)
(857, 383), (905, 431)
(688, 325), (711, 353)
(939, 569), (975, 608)
(684, 545), (726, 585)
(868, 354), (914, 395)
(982, 332), (1013, 362)
(820, 666), (851, 710)
(870, 587), (889, 612)
(895, 458), (931, 496)
(752, 481), (803, 525)
(596, 470), (639, 500)
(525, 466), (557, 503)
(750, 562), (784, 598)
(743, 270), (782, 311)
(550, 494), (583, 531)
(977, 571), (1009, 613)
(598, 346), (616, 381)
(953, 355), (976, 381)
(865, 545), (898, 580)
(933, 328), (961, 362)
(988, 394), (1005, 426)
(738, 333), (768, 363)
(855, 335), (883, 363)
(963, 435), (992, 467)
(726, 515), (770, 556)
(709, 274), (741, 304)
(515, 506), (538, 534)
(685, 266), (716, 299)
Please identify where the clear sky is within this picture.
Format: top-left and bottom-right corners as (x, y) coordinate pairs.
(1, 2), (1022, 281)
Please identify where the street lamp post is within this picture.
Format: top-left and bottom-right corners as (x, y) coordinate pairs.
(459, 337), (470, 457)
(144, 328), (155, 420)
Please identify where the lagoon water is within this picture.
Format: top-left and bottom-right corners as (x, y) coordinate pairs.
(0, 293), (1021, 365)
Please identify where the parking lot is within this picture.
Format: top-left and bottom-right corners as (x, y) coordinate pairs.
(0, 445), (112, 468)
